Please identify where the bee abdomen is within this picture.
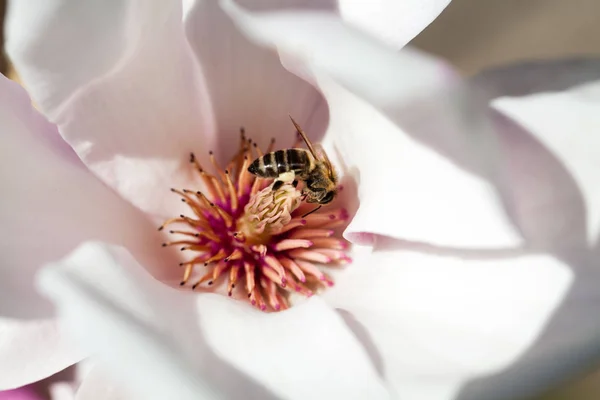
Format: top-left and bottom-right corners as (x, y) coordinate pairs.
(248, 149), (310, 178)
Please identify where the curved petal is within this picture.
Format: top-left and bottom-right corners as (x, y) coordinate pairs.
(184, 0), (329, 158)
(471, 59), (600, 247)
(323, 239), (580, 400)
(337, 0), (451, 47)
(0, 318), (84, 391)
(219, 1), (521, 248)
(75, 365), (131, 400)
(38, 242), (390, 400)
(6, 1), (217, 218)
(0, 387), (41, 400)
(0, 75), (173, 319)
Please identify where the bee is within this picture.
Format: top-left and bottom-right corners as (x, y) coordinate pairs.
(248, 116), (338, 215)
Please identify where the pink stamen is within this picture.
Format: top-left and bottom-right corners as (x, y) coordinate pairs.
(294, 259), (326, 281)
(310, 238), (347, 250)
(264, 255), (286, 282)
(288, 228), (334, 239)
(287, 249), (332, 264)
(279, 257), (306, 283)
(273, 239), (313, 251)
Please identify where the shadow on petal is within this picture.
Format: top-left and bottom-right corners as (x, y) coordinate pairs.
(336, 308), (386, 380)
(488, 109), (587, 250)
(456, 249), (600, 400)
(184, 0), (334, 164)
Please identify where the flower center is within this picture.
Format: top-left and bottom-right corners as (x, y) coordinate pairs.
(160, 129), (350, 311)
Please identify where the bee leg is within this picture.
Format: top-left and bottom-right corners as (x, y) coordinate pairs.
(272, 180), (285, 191)
(292, 180), (298, 188)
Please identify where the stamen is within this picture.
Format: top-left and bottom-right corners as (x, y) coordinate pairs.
(224, 248), (243, 262)
(189, 153), (219, 200)
(276, 219), (307, 234)
(223, 170), (238, 212)
(309, 238), (348, 250)
(288, 229), (334, 239)
(244, 261), (255, 294)
(168, 230), (201, 238)
(266, 137), (276, 153)
(212, 203), (233, 227)
(287, 249), (332, 264)
(237, 156), (252, 197)
(204, 249), (228, 265)
(294, 259), (327, 281)
(209, 151), (228, 183)
(261, 266), (285, 288)
(228, 263), (240, 296)
(209, 175), (227, 204)
(158, 217), (186, 231)
(180, 263), (194, 286)
(314, 248), (349, 261)
(279, 257), (306, 283)
(272, 239), (313, 251)
(162, 240), (199, 247)
(263, 255), (286, 283)
(253, 142), (264, 158)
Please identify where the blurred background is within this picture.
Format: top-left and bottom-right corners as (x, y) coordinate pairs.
(1, 0), (599, 399)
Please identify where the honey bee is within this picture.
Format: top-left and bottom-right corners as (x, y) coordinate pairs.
(248, 116), (338, 215)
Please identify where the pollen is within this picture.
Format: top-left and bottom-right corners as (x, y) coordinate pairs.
(160, 129), (350, 312)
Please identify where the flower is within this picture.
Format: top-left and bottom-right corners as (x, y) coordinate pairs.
(2, 1), (600, 400)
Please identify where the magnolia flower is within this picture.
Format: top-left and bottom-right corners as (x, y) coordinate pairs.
(2, 1), (600, 400)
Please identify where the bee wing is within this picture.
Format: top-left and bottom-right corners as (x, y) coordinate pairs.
(289, 115), (319, 159)
(315, 143), (335, 175)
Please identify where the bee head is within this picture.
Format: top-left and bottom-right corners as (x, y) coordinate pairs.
(319, 190), (336, 205)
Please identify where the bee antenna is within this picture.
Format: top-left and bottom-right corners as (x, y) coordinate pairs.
(301, 205), (322, 218)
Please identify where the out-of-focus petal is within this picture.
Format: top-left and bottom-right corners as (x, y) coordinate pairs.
(323, 239), (577, 400)
(184, 0), (329, 158)
(75, 365), (131, 400)
(219, 1), (520, 248)
(0, 318), (83, 391)
(337, 0), (451, 47)
(0, 387), (41, 400)
(471, 59), (600, 247)
(39, 242), (390, 400)
(0, 75), (174, 319)
(6, 1), (216, 218)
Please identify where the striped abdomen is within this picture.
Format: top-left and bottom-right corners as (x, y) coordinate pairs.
(248, 149), (314, 179)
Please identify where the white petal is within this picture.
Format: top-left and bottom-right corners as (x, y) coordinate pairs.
(75, 365), (132, 400)
(0, 75), (173, 319)
(323, 239), (580, 399)
(0, 318), (84, 390)
(337, 0), (451, 47)
(38, 242), (390, 400)
(219, 1), (521, 248)
(184, 0), (328, 155)
(7, 1), (217, 218)
(472, 60), (600, 247)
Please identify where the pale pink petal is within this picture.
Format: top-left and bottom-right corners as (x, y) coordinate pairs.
(38, 242), (390, 400)
(6, 1), (216, 218)
(219, 1), (521, 248)
(184, 0), (329, 155)
(0, 387), (41, 400)
(0, 318), (84, 390)
(0, 75), (174, 319)
(323, 239), (586, 400)
(75, 365), (131, 400)
(337, 0), (451, 47)
(471, 59), (600, 247)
